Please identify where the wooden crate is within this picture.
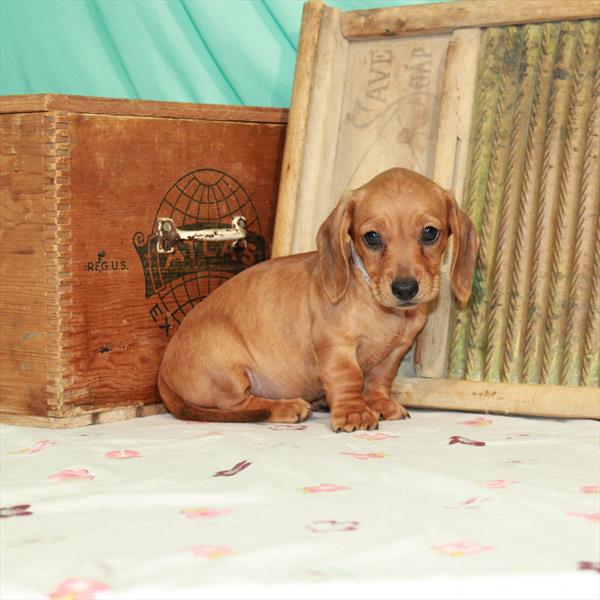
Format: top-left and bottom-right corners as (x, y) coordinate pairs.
(1, 94), (287, 427)
(273, 0), (599, 419)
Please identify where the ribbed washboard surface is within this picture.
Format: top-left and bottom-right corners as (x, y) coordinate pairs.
(449, 20), (599, 387)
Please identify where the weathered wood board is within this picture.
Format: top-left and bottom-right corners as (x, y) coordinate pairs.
(1, 95), (287, 427)
(273, 0), (600, 419)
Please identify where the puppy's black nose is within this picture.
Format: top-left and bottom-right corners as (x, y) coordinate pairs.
(391, 278), (419, 302)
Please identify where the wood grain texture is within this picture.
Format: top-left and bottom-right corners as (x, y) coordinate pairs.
(0, 94), (288, 124)
(288, 4), (349, 255)
(274, 2), (449, 259)
(392, 377), (600, 419)
(331, 33), (449, 205)
(414, 28), (480, 378)
(43, 111), (74, 413)
(58, 113), (285, 415)
(0, 403), (165, 428)
(0, 113), (52, 416)
(272, 0), (326, 257)
(1, 98), (287, 425)
(343, 0), (600, 40)
(448, 20), (600, 391)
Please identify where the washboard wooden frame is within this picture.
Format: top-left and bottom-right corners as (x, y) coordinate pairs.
(272, 0), (600, 419)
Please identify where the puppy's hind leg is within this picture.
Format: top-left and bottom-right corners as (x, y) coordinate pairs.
(158, 370), (311, 424)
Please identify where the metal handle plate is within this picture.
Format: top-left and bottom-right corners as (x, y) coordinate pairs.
(155, 216), (247, 254)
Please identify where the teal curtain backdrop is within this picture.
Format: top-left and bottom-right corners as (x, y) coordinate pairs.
(1, 0), (447, 107)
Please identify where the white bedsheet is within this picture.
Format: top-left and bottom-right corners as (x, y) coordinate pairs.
(1, 409), (599, 600)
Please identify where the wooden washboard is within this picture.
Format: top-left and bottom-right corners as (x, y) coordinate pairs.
(272, 0), (600, 419)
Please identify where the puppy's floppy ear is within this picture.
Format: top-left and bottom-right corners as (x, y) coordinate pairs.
(446, 191), (479, 305)
(316, 191), (356, 305)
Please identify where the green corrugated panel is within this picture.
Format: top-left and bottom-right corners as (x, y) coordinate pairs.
(449, 20), (600, 388)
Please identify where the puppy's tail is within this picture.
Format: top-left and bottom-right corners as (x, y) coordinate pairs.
(157, 373), (270, 423)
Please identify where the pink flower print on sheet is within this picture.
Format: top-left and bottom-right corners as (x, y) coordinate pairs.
(578, 561), (600, 573)
(503, 458), (540, 466)
(435, 541), (494, 556)
(341, 451), (385, 460)
(49, 577), (109, 600)
(483, 479), (518, 489)
(354, 432), (398, 441)
(10, 440), (57, 455)
(567, 512), (600, 522)
(0, 504), (33, 518)
(449, 435), (486, 447)
(104, 450), (140, 459)
(306, 520), (360, 533)
(301, 484), (351, 494)
(48, 469), (94, 481)
(29, 440), (57, 453)
(453, 497), (491, 510)
(304, 567), (350, 580)
(190, 545), (234, 559)
(181, 507), (231, 519)
(459, 417), (492, 427)
(580, 485), (600, 494)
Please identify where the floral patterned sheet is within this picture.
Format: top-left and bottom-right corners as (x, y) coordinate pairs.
(1, 410), (599, 600)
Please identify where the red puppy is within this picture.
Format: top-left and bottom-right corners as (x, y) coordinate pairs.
(158, 168), (478, 432)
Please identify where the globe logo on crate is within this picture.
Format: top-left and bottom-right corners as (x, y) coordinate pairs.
(133, 169), (265, 336)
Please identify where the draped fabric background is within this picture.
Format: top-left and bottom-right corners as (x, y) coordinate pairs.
(1, 0), (445, 107)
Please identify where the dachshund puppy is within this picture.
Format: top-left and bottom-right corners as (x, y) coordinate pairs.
(158, 168), (478, 432)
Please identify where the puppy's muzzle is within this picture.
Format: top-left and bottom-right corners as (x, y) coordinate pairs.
(391, 278), (419, 304)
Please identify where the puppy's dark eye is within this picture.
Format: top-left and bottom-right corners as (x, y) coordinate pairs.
(421, 226), (439, 245)
(363, 231), (382, 248)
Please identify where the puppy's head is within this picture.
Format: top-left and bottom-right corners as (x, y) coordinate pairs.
(316, 168), (478, 308)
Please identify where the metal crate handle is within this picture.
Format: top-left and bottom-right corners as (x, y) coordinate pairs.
(155, 216), (247, 254)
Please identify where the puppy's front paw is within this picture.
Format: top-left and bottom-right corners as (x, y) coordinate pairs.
(365, 394), (410, 420)
(330, 400), (379, 433)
